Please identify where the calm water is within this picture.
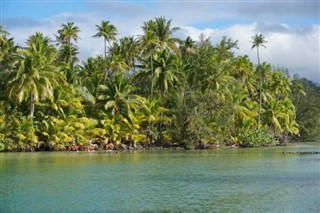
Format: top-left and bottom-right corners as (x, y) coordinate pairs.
(1, 143), (319, 212)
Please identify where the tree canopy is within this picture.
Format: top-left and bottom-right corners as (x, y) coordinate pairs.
(0, 17), (319, 151)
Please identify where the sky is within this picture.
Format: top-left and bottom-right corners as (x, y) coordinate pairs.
(1, 0), (320, 83)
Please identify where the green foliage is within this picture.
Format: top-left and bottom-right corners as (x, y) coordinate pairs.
(0, 20), (318, 151)
(238, 127), (276, 147)
(291, 78), (320, 141)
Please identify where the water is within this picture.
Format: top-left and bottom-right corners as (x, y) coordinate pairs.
(1, 143), (319, 212)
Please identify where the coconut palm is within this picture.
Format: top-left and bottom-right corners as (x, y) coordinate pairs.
(140, 97), (171, 145)
(180, 36), (196, 57)
(93, 20), (117, 59)
(269, 71), (292, 100)
(0, 25), (10, 46)
(7, 32), (66, 117)
(141, 17), (180, 53)
(0, 35), (19, 98)
(107, 42), (129, 73)
(262, 99), (287, 136)
(57, 43), (79, 64)
(56, 22), (80, 63)
(214, 36), (238, 62)
(79, 57), (104, 98)
(251, 34), (267, 125)
(151, 48), (182, 98)
(119, 36), (140, 74)
(97, 73), (143, 118)
(57, 22), (80, 44)
(140, 17), (181, 95)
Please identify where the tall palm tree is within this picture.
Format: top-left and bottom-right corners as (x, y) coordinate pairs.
(93, 20), (117, 59)
(251, 34), (267, 125)
(140, 17), (180, 96)
(139, 30), (158, 95)
(7, 32), (66, 117)
(56, 22), (80, 63)
(141, 17), (180, 53)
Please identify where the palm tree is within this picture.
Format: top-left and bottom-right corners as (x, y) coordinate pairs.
(150, 48), (182, 98)
(251, 34), (267, 125)
(7, 32), (66, 117)
(214, 36), (238, 62)
(79, 57), (103, 98)
(107, 42), (129, 74)
(139, 30), (158, 95)
(0, 33), (19, 97)
(268, 71), (292, 100)
(262, 99), (287, 137)
(140, 97), (171, 145)
(93, 20), (117, 59)
(140, 17), (181, 96)
(119, 36), (140, 74)
(56, 22), (80, 63)
(141, 17), (180, 53)
(180, 36), (195, 57)
(0, 25), (10, 45)
(57, 43), (79, 64)
(233, 56), (256, 93)
(97, 73), (143, 117)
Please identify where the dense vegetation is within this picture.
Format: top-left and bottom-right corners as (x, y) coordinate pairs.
(0, 17), (319, 151)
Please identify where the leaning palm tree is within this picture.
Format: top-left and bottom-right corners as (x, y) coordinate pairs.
(93, 20), (117, 59)
(251, 34), (267, 126)
(7, 32), (66, 117)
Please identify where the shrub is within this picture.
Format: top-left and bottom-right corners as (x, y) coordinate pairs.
(238, 127), (276, 147)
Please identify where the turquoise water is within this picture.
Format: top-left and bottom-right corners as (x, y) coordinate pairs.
(1, 143), (319, 212)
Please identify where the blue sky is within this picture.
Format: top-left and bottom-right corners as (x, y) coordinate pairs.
(1, 0), (320, 82)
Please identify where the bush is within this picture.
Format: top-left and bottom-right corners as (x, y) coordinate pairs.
(238, 127), (276, 147)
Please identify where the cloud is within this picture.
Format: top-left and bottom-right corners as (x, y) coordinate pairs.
(3, 2), (319, 83)
(233, 1), (320, 18)
(177, 22), (319, 82)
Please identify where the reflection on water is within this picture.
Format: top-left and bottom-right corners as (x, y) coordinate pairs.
(1, 143), (320, 212)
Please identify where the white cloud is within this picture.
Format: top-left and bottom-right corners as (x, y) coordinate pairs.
(5, 12), (320, 83)
(178, 23), (319, 82)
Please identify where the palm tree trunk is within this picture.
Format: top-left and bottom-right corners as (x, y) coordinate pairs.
(69, 38), (72, 64)
(133, 58), (136, 76)
(104, 38), (107, 59)
(151, 49), (154, 96)
(30, 94), (35, 117)
(257, 47), (262, 126)
(104, 38), (108, 81)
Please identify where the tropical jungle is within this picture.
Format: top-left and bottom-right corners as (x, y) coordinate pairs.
(0, 17), (319, 152)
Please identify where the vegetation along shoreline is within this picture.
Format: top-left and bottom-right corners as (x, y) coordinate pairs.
(0, 17), (319, 152)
